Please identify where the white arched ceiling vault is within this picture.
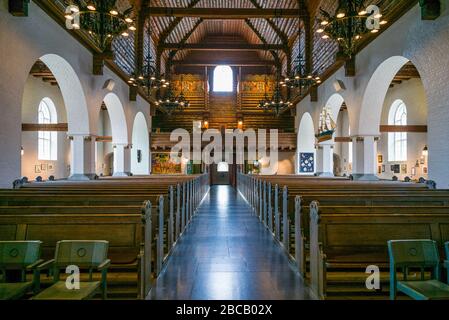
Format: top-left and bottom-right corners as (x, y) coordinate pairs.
(131, 112), (150, 175)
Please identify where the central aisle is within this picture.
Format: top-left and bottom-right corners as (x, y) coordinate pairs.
(149, 185), (311, 300)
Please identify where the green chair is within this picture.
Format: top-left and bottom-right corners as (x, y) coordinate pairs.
(388, 239), (449, 300)
(33, 240), (110, 300)
(445, 242), (449, 284)
(0, 241), (43, 300)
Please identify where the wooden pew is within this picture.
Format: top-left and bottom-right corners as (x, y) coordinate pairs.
(307, 201), (449, 299)
(0, 174), (210, 299)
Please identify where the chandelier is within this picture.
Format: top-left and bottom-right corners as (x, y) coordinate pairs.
(128, 28), (165, 96)
(64, 1), (135, 51)
(316, 0), (388, 58)
(155, 76), (190, 115)
(282, 4), (321, 92)
(258, 74), (293, 117)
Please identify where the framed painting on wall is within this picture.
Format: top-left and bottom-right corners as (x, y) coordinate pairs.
(151, 153), (182, 174)
(299, 153), (314, 173)
(377, 155), (383, 164)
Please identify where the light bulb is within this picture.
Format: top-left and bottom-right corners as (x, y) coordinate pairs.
(87, 3), (96, 11)
(129, 25), (137, 31)
(336, 12), (345, 19)
(110, 9), (119, 15)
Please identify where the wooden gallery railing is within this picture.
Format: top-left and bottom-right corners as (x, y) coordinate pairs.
(139, 173), (210, 298)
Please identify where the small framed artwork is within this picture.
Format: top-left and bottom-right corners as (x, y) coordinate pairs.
(411, 167), (416, 176)
(382, 165), (386, 173)
(378, 166), (382, 174)
(393, 164), (400, 174)
(401, 164), (407, 174)
(137, 150), (142, 163)
(34, 165), (41, 174)
(423, 167), (428, 174)
(377, 155), (383, 164)
(40, 164), (47, 171)
(47, 164), (55, 172)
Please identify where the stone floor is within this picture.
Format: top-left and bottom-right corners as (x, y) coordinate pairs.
(148, 185), (312, 300)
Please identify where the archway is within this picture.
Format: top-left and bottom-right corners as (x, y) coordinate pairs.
(358, 56), (410, 135)
(358, 56), (428, 181)
(297, 112), (315, 175)
(315, 94), (347, 177)
(97, 93), (129, 176)
(131, 112), (150, 175)
(21, 55), (90, 181)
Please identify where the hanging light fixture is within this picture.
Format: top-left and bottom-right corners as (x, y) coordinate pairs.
(64, 1), (135, 51)
(282, 4), (321, 92)
(258, 69), (293, 117)
(155, 75), (190, 115)
(128, 25), (165, 96)
(316, 0), (388, 58)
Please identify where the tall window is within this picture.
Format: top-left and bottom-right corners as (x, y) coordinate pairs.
(213, 65), (233, 92)
(388, 100), (407, 162)
(38, 98), (58, 160)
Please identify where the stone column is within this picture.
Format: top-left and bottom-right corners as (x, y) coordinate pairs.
(113, 143), (131, 176)
(316, 141), (334, 177)
(68, 134), (96, 180)
(352, 136), (379, 181)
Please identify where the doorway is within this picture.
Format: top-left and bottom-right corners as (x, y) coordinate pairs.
(211, 161), (230, 185)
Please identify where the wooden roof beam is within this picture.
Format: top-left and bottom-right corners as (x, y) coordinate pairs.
(147, 7), (302, 19)
(160, 43), (285, 51)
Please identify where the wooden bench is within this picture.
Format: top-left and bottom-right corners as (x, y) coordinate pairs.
(0, 174), (210, 299)
(307, 201), (449, 299)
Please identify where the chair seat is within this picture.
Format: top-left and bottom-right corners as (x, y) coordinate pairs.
(32, 281), (100, 300)
(398, 280), (449, 300)
(0, 282), (33, 300)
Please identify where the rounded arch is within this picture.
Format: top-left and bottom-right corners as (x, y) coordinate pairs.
(131, 112), (150, 175)
(358, 56), (410, 135)
(39, 54), (89, 134)
(102, 92), (128, 144)
(324, 93), (345, 124)
(297, 112), (316, 174)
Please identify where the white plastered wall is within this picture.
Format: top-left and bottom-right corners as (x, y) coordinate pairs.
(296, 3), (449, 187)
(0, 1), (151, 187)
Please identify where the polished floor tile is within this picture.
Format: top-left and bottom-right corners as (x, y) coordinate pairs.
(148, 185), (311, 300)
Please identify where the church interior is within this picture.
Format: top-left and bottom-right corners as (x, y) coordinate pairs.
(1, 0), (449, 302)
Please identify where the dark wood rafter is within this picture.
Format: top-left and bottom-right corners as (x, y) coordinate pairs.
(155, 0), (201, 46)
(147, 7), (303, 19)
(247, 0), (290, 48)
(245, 19), (281, 68)
(134, 0), (145, 76)
(166, 18), (204, 67)
(160, 43), (285, 51)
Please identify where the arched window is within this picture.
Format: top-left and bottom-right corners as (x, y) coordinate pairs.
(38, 98), (58, 160)
(213, 66), (233, 92)
(388, 100), (407, 162)
(217, 162), (229, 172)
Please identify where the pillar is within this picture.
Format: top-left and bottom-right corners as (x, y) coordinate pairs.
(352, 136), (379, 181)
(316, 141), (334, 177)
(113, 143), (131, 176)
(68, 134), (96, 180)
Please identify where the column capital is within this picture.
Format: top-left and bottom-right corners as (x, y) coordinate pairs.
(67, 133), (95, 141)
